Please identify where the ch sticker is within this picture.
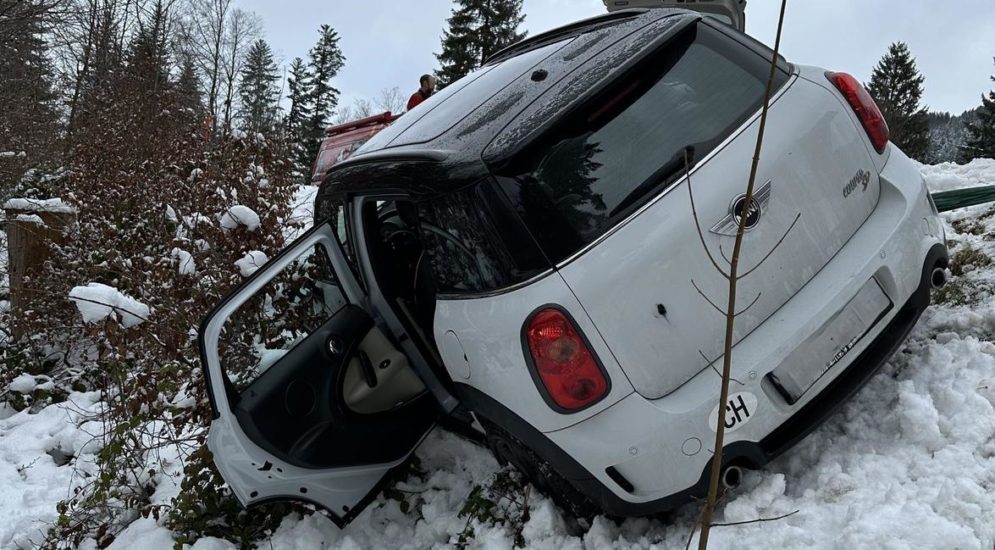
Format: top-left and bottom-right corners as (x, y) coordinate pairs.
(708, 392), (758, 433)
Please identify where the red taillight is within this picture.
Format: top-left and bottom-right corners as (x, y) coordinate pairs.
(826, 72), (890, 154)
(525, 309), (609, 412)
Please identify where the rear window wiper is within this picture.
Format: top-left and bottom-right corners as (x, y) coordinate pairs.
(609, 145), (694, 218)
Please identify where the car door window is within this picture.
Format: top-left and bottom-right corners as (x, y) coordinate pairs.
(218, 243), (345, 392)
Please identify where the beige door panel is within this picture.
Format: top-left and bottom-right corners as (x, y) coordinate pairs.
(342, 327), (426, 414)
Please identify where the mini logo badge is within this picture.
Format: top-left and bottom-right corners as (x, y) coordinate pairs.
(843, 169), (871, 198)
(710, 181), (773, 236)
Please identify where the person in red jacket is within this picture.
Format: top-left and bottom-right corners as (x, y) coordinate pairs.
(407, 74), (436, 111)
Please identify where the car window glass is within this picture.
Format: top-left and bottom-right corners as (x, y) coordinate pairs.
(218, 243), (346, 393)
(326, 202), (364, 290)
(502, 23), (786, 261)
(416, 182), (546, 295)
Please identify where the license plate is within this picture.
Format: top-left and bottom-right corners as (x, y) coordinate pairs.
(768, 279), (892, 404)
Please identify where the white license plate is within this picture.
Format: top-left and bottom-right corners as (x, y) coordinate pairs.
(769, 279), (892, 404)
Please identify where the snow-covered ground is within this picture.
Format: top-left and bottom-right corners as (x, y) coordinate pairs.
(4, 161), (995, 549)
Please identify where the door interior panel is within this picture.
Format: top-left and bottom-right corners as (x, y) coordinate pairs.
(233, 304), (437, 469)
(343, 326), (426, 415)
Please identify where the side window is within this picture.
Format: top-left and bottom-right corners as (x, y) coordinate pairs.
(218, 241), (347, 393)
(416, 182), (547, 295)
(318, 199), (364, 291)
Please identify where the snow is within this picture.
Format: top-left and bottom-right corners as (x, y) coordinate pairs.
(2, 197), (75, 214)
(14, 214), (45, 225)
(920, 158), (995, 192)
(219, 205), (261, 231)
(171, 247), (196, 276)
(0, 392), (103, 549)
(69, 283), (151, 328)
(286, 184), (318, 241)
(235, 250), (268, 277)
(8, 374), (38, 394)
(5, 160), (995, 549)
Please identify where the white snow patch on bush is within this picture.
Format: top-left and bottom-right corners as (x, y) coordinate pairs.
(235, 250), (268, 277)
(69, 283), (150, 328)
(219, 205), (260, 231)
(3, 197), (75, 214)
(171, 248), (196, 276)
(8, 374), (37, 394)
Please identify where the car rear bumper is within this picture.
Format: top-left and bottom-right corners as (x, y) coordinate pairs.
(542, 147), (947, 515)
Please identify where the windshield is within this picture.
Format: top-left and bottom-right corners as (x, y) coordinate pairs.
(499, 22), (789, 262)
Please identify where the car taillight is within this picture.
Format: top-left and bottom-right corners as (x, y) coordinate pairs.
(826, 72), (890, 154)
(524, 308), (609, 412)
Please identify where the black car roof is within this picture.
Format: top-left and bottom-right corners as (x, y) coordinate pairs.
(323, 8), (699, 198)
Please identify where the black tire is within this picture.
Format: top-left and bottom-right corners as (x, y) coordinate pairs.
(478, 416), (603, 520)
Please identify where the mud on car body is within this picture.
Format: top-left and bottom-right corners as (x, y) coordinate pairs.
(199, 7), (947, 524)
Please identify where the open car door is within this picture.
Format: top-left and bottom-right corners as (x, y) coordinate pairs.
(199, 220), (437, 526)
(603, 0), (747, 32)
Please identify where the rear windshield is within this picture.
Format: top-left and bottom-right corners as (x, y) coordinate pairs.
(498, 22), (790, 263)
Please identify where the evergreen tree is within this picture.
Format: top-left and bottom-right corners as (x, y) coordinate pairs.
(0, 0), (61, 195)
(867, 42), (930, 161)
(175, 57), (205, 129)
(285, 56), (313, 176)
(303, 25), (345, 165)
(962, 59), (995, 163)
(435, 0), (526, 87)
(285, 57), (312, 133)
(237, 39), (281, 134)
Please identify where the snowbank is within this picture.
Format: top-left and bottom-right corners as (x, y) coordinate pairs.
(219, 205), (261, 231)
(69, 283), (150, 328)
(921, 158), (995, 192)
(235, 250), (268, 277)
(285, 184), (318, 241)
(0, 393), (103, 548)
(2, 197), (75, 214)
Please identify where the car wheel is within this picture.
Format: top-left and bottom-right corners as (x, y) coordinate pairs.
(478, 416), (603, 520)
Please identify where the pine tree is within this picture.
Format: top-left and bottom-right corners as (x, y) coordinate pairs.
(237, 39), (281, 135)
(962, 59), (995, 163)
(867, 42), (930, 161)
(285, 57), (312, 132)
(175, 57), (205, 130)
(285, 57), (313, 176)
(435, 0), (526, 88)
(303, 25), (346, 165)
(0, 0), (61, 195)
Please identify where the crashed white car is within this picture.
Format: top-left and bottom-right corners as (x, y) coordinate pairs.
(198, 5), (948, 524)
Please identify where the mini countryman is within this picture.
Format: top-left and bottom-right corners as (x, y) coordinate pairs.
(199, 6), (948, 524)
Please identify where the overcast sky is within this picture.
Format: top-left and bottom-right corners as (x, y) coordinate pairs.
(240, 0), (995, 115)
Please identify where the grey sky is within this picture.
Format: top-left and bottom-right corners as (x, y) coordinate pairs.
(241, 0), (995, 115)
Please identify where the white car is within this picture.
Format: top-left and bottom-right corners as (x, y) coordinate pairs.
(199, 6), (948, 525)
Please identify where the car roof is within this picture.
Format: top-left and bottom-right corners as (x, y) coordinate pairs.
(325, 8), (699, 196)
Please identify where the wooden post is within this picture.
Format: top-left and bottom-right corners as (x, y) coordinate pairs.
(4, 200), (76, 340)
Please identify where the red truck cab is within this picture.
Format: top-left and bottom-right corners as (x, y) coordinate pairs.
(310, 112), (396, 185)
